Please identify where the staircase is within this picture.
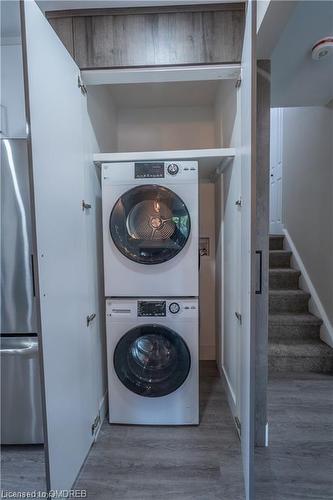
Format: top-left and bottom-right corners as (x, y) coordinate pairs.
(269, 235), (333, 373)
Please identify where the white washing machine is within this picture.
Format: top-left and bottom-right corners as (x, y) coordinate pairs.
(106, 297), (199, 425)
(102, 161), (198, 297)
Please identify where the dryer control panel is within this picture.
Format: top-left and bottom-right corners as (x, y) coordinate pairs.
(135, 162), (165, 179)
(102, 161), (198, 185)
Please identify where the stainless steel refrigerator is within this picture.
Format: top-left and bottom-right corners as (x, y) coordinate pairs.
(1, 138), (44, 444)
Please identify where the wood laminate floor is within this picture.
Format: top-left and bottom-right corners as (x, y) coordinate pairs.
(1, 445), (46, 493)
(75, 361), (245, 500)
(3, 368), (331, 499)
(255, 372), (333, 500)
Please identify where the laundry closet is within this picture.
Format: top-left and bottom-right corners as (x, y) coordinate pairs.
(11, 1), (259, 499)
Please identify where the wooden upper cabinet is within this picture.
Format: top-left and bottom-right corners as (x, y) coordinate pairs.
(47, 4), (245, 69)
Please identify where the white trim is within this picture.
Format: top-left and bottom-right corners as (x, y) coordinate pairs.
(221, 365), (237, 417)
(283, 229), (333, 348)
(93, 391), (108, 441)
(82, 64), (241, 86)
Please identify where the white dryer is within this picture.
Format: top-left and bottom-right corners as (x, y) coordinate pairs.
(106, 297), (199, 425)
(102, 161), (198, 297)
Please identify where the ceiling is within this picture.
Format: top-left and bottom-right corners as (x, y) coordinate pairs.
(107, 80), (220, 108)
(271, 1), (333, 107)
(36, 0), (237, 13)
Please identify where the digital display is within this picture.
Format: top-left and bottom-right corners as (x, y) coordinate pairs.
(135, 162), (165, 179)
(138, 301), (166, 317)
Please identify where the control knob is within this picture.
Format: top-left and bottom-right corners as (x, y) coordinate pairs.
(167, 163), (179, 176)
(169, 302), (180, 314)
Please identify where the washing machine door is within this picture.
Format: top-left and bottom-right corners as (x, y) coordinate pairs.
(110, 185), (191, 264)
(114, 324), (191, 397)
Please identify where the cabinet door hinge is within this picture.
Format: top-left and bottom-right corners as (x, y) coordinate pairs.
(91, 414), (101, 436)
(235, 78), (241, 88)
(86, 313), (96, 327)
(235, 312), (242, 324)
(82, 200), (92, 211)
(235, 198), (242, 208)
(78, 75), (87, 95)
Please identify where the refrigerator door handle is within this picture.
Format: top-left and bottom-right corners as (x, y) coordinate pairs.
(31, 254), (36, 297)
(0, 341), (38, 355)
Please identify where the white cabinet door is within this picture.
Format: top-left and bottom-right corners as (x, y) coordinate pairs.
(240, 1), (256, 499)
(22, 0), (97, 490)
(269, 108), (283, 234)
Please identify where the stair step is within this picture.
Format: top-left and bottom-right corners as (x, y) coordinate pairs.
(269, 250), (292, 268)
(269, 235), (284, 250)
(269, 340), (333, 373)
(269, 313), (322, 341)
(269, 290), (310, 313)
(269, 268), (301, 290)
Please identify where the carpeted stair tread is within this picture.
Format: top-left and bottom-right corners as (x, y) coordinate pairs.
(269, 312), (322, 341)
(269, 289), (310, 298)
(269, 289), (311, 313)
(269, 235), (285, 250)
(269, 313), (322, 326)
(269, 340), (333, 358)
(269, 250), (292, 268)
(269, 268), (301, 289)
(268, 236), (330, 373)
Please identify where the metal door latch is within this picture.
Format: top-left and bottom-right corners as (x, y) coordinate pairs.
(82, 200), (92, 211)
(86, 313), (96, 327)
(235, 312), (242, 324)
(234, 416), (241, 438)
(78, 75), (87, 95)
(91, 414), (101, 435)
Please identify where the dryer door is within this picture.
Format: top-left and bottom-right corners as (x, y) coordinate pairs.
(114, 324), (191, 397)
(110, 185), (191, 264)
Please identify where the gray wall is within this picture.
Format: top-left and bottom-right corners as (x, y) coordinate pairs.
(282, 106), (333, 325)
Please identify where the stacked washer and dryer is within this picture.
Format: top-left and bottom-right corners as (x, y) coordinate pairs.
(102, 160), (199, 425)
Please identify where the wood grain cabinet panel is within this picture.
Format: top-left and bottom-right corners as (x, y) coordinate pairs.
(47, 6), (244, 69)
(49, 17), (74, 58)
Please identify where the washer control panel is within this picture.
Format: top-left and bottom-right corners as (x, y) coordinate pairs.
(107, 299), (198, 319)
(138, 301), (166, 317)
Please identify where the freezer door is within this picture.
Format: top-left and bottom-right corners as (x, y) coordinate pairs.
(0, 336), (44, 444)
(1, 138), (37, 334)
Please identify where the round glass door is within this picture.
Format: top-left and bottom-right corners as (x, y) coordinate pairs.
(110, 185), (191, 264)
(114, 325), (191, 397)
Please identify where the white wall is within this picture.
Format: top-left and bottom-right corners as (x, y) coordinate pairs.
(199, 183), (215, 360)
(86, 86), (118, 152)
(282, 106), (333, 327)
(117, 106), (216, 152)
(215, 80), (237, 148)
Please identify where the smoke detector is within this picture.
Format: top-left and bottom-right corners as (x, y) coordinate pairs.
(311, 37), (333, 60)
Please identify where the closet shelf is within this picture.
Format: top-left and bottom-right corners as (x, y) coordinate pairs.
(82, 64), (241, 86)
(93, 148), (235, 181)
